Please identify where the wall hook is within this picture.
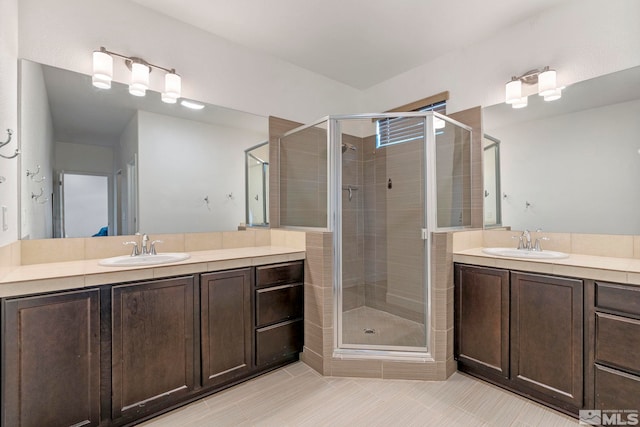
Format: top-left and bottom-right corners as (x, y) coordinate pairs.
(525, 201), (532, 209)
(226, 192), (234, 200)
(26, 165), (46, 182)
(31, 188), (44, 200)
(0, 129), (12, 148)
(0, 129), (19, 159)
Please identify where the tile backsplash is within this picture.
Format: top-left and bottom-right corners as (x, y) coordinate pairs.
(453, 229), (640, 259)
(12, 229), (304, 267)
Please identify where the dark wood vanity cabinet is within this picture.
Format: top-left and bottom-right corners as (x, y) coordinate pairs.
(454, 264), (584, 415)
(254, 261), (304, 367)
(1, 261), (304, 426)
(201, 268), (252, 388)
(589, 281), (640, 410)
(1, 289), (101, 427)
(454, 264), (510, 380)
(110, 276), (197, 422)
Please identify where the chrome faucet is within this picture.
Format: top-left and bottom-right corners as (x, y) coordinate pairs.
(141, 233), (149, 255)
(519, 230), (532, 250)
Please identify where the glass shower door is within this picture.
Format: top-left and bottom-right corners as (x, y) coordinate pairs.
(337, 115), (428, 352)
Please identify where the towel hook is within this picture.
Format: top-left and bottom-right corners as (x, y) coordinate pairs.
(0, 129), (20, 160)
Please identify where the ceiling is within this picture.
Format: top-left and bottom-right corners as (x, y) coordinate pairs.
(129, 0), (572, 90)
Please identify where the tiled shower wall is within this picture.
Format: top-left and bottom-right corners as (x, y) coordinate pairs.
(341, 132), (424, 324)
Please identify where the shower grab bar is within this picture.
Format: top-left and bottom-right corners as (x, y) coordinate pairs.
(342, 185), (359, 201)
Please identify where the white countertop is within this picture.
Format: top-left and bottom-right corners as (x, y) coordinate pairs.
(0, 246), (305, 298)
(454, 248), (640, 286)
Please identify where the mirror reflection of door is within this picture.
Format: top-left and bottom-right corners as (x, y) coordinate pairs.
(61, 172), (109, 237)
(483, 135), (502, 227)
(245, 142), (269, 226)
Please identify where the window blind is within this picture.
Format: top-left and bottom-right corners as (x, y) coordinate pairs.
(376, 101), (446, 148)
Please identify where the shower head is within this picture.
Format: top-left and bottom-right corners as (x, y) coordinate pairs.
(341, 142), (357, 153)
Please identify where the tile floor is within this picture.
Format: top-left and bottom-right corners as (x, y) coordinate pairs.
(341, 306), (426, 347)
(140, 362), (579, 427)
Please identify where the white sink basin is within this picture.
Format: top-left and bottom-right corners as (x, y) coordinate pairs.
(482, 247), (569, 260)
(99, 252), (191, 267)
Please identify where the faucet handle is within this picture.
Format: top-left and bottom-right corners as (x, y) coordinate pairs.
(534, 237), (550, 252)
(512, 235), (525, 250)
(123, 241), (139, 256)
(150, 240), (163, 255)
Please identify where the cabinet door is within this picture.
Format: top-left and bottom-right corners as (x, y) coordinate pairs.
(454, 264), (510, 380)
(201, 268), (252, 388)
(3, 289), (101, 427)
(111, 276), (196, 420)
(511, 272), (583, 411)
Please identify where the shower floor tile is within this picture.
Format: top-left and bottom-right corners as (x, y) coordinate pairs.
(342, 306), (426, 347)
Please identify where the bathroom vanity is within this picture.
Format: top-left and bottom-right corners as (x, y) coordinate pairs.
(0, 248), (304, 427)
(454, 247), (640, 417)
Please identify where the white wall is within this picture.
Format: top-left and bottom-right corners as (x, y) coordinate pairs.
(0, 0), (18, 246)
(137, 111), (265, 233)
(361, 0), (640, 114)
(19, 60), (54, 239)
(55, 142), (114, 174)
(494, 98), (640, 234)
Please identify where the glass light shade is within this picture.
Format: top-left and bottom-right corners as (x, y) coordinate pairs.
(505, 79), (522, 104)
(129, 62), (149, 97)
(163, 72), (181, 99)
(512, 96), (528, 109)
(433, 117), (446, 130)
(538, 69), (557, 96)
(92, 50), (113, 89)
(543, 88), (562, 101)
(161, 93), (177, 104)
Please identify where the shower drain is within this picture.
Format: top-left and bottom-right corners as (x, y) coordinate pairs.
(363, 328), (376, 335)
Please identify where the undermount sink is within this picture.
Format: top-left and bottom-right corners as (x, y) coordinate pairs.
(99, 252), (191, 267)
(482, 247), (569, 260)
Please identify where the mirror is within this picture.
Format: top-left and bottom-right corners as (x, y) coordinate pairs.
(483, 65), (640, 235)
(19, 60), (269, 239)
(483, 135), (501, 228)
(245, 142), (269, 227)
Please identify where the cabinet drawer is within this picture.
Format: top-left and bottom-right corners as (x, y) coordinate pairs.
(595, 282), (640, 317)
(595, 364), (640, 410)
(256, 261), (303, 288)
(256, 283), (303, 328)
(255, 319), (303, 366)
(595, 312), (640, 374)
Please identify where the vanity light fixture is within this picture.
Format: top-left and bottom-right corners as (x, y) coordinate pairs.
(92, 47), (181, 103)
(505, 66), (562, 108)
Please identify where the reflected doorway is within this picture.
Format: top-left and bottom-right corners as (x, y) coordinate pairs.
(57, 172), (110, 237)
(483, 135), (502, 227)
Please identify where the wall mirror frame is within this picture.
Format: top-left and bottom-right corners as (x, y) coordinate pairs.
(482, 65), (640, 235)
(18, 59), (269, 240)
(245, 141), (269, 227)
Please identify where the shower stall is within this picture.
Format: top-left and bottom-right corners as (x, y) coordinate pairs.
(279, 112), (472, 358)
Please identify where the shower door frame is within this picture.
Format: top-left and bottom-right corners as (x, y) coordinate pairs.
(332, 112), (437, 360)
